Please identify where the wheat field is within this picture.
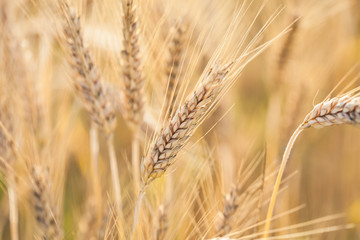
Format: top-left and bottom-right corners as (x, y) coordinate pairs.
(0, 0), (360, 239)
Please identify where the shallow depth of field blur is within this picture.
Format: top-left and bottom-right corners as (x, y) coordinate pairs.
(1, 0), (360, 239)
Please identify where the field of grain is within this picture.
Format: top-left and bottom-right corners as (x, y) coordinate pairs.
(0, 0), (360, 239)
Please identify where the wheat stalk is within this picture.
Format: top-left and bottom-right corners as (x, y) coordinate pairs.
(31, 166), (62, 240)
(0, 5), (20, 239)
(264, 92), (360, 237)
(78, 198), (101, 240)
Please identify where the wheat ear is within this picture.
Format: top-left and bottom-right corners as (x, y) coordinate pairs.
(61, 2), (122, 214)
(141, 62), (232, 185)
(131, 62), (232, 238)
(264, 92), (360, 237)
(121, 0), (145, 193)
(31, 166), (62, 240)
(164, 22), (186, 118)
(216, 183), (262, 236)
(121, 0), (144, 126)
(62, 2), (116, 136)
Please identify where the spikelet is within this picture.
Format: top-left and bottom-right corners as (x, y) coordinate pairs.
(62, 2), (116, 136)
(31, 166), (62, 240)
(141, 61), (232, 185)
(121, 0), (144, 127)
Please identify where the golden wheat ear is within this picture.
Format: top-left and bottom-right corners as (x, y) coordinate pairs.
(31, 165), (62, 240)
(61, 2), (116, 137)
(121, 0), (145, 128)
(60, 0), (123, 223)
(264, 90), (360, 237)
(141, 62), (232, 186)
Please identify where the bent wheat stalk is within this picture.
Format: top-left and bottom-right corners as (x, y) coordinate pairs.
(264, 92), (360, 237)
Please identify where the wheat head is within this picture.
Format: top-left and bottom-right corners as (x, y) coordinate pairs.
(121, 0), (144, 127)
(141, 61), (232, 185)
(31, 166), (62, 240)
(301, 95), (360, 129)
(62, 2), (116, 136)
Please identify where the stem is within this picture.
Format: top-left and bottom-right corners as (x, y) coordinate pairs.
(263, 125), (303, 238)
(132, 132), (140, 194)
(8, 175), (18, 240)
(90, 123), (102, 212)
(107, 135), (123, 216)
(90, 123), (99, 172)
(132, 187), (146, 240)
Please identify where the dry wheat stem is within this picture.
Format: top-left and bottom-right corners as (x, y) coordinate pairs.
(8, 177), (19, 240)
(62, 2), (116, 136)
(132, 133), (140, 193)
(32, 166), (62, 240)
(264, 93), (360, 237)
(78, 198), (102, 240)
(89, 123), (102, 214)
(0, 101), (19, 240)
(121, 0), (144, 127)
(107, 135), (123, 216)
